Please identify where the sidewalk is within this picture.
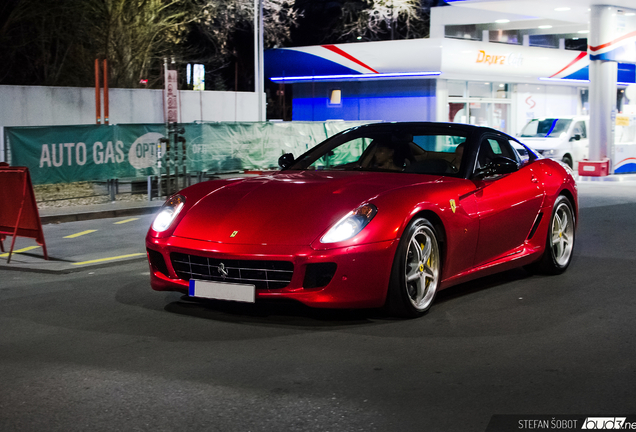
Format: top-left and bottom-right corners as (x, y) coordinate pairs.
(1, 199), (164, 274)
(577, 173), (636, 182)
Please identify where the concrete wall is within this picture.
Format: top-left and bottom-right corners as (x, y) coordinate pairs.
(1, 85), (260, 161)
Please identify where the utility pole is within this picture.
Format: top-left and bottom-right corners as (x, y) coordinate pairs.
(391, 0), (395, 40)
(254, 0), (265, 121)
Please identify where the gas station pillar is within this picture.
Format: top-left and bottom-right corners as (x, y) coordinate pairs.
(587, 5), (618, 173)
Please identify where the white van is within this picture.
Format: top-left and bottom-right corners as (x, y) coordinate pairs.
(518, 116), (589, 169)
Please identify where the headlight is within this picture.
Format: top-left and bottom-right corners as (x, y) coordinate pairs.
(152, 194), (185, 232)
(543, 149), (557, 156)
(321, 203), (377, 243)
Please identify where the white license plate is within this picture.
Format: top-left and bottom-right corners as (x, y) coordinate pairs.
(189, 279), (255, 303)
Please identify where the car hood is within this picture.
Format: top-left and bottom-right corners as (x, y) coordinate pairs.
(173, 170), (440, 246)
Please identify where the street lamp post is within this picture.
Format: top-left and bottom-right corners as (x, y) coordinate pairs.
(254, 0), (265, 121)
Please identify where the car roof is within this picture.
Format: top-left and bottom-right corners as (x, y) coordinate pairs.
(346, 121), (511, 137)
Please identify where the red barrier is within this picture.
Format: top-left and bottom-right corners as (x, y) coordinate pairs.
(0, 166), (48, 263)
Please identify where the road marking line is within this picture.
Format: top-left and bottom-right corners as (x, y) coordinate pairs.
(114, 218), (139, 225)
(64, 230), (98, 239)
(0, 246), (40, 257)
(72, 253), (146, 266)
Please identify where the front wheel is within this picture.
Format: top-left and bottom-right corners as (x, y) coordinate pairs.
(535, 195), (575, 274)
(385, 218), (441, 318)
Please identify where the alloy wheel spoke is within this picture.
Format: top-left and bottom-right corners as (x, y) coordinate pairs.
(561, 233), (570, 247)
(554, 212), (563, 232)
(420, 237), (432, 264)
(407, 267), (420, 282)
(560, 210), (569, 232)
(555, 239), (564, 259)
(422, 265), (435, 280)
(414, 276), (426, 302)
(410, 238), (423, 262)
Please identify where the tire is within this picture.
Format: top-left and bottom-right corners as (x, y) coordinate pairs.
(385, 218), (441, 318)
(534, 195), (575, 274)
(562, 155), (573, 169)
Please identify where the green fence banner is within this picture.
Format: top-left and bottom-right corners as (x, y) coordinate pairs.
(5, 121), (372, 184)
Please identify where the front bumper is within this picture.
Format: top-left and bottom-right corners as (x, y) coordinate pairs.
(146, 235), (399, 309)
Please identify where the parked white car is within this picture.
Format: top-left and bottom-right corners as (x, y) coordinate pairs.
(518, 116), (589, 169)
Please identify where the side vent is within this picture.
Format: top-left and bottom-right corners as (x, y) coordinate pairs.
(527, 212), (543, 240)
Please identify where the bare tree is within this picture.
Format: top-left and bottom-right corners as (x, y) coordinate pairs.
(0, 0), (207, 88)
(191, 0), (301, 90)
(335, 0), (430, 42)
(0, 0), (301, 89)
(196, 0), (301, 57)
(84, 0), (202, 88)
(0, 0), (92, 86)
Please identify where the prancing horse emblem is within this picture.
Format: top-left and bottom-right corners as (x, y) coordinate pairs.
(217, 263), (228, 279)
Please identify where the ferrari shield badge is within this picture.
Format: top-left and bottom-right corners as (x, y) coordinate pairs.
(230, 231), (238, 238)
(449, 199), (457, 214)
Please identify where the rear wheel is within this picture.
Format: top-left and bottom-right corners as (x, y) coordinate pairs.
(385, 218), (441, 318)
(562, 155), (573, 169)
(535, 195), (575, 274)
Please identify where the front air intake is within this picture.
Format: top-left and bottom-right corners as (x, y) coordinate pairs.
(303, 263), (337, 289)
(147, 248), (169, 277)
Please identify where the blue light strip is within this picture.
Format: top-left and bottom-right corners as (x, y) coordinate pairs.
(271, 71), (442, 82)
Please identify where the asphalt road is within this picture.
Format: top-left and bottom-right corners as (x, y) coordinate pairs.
(1, 181), (636, 432)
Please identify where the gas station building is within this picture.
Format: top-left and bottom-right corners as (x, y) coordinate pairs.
(265, 0), (636, 175)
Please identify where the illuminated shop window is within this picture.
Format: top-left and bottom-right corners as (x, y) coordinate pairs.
(329, 89), (342, 106)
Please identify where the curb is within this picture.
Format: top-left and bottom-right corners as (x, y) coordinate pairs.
(40, 205), (161, 225)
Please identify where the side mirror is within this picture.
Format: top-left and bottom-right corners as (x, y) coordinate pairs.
(570, 134), (581, 142)
(491, 156), (518, 175)
(278, 153), (295, 169)
(475, 156), (518, 177)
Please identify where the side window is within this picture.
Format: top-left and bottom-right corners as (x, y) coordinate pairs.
(573, 121), (587, 138)
(308, 137), (370, 169)
(476, 137), (519, 169)
(510, 140), (528, 164)
(488, 139), (502, 155)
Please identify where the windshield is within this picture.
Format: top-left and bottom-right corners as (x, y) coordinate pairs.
(287, 127), (468, 176)
(520, 118), (572, 138)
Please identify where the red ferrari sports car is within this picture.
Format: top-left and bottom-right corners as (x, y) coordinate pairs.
(146, 122), (577, 317)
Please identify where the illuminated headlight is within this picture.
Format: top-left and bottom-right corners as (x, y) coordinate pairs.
(543, 149), (557, 156)
(152, 194), (185, 232)
(321, 204), (377, 243)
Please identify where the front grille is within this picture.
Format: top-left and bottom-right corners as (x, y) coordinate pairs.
(170, 252), (294, 289)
